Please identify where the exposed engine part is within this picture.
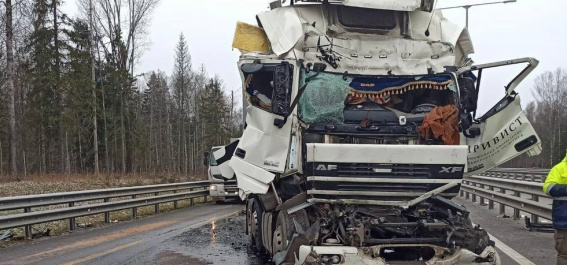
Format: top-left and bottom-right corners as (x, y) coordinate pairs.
(273, 196), (493, 264)
(301, 197), (489, 255)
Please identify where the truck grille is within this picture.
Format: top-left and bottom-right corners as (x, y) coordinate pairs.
(304, 162), (462, 204)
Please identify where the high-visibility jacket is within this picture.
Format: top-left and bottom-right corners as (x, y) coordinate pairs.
(544, 152), (567, 230)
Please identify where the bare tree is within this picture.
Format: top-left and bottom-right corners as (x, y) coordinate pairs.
(532, 68), (567, 166)
(89, 0), (99, 173)
(5, 0), (18, 176)
(78, 0), (159, 173)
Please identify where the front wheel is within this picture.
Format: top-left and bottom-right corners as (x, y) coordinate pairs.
(247, 198), (266, 253)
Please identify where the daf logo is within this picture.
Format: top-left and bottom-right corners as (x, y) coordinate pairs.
(440, 166), (464, 173)
(316, 164), (337, 171)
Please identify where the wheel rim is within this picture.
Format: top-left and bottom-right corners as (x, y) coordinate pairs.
(273, 225), (285, 253)
(252, 210), (259, 238)
(247, 202), (254, 245)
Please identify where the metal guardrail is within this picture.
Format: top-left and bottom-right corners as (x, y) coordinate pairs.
(482, 169), (549, 183)
(461, 169), (551, 227)
(0, 181), (211, 239)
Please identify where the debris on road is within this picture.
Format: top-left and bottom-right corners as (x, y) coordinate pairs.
(0, 231), (13, 241)
(76, 223), (94, 228)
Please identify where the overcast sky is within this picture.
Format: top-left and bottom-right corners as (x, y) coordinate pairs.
(64, 0), (567, 114)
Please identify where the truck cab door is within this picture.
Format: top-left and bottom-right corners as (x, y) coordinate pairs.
(459, 58), (542, 176)
(228, 61), (296, 197)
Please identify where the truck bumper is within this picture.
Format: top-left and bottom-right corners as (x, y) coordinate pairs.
(209, 184), (239, 198)
(295, 244), (500, 265)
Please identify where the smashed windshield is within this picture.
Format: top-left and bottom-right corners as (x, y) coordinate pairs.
(298, 71), (352, 124)
(298, 71), (456, 124)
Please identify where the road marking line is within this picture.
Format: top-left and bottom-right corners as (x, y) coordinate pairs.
(488, 233), (536, 265)
(60, 239), (148, 265)
(61, 210), (241, 265)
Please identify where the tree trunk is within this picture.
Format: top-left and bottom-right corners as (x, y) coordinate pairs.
(6, 0), (18, 176)
(52, 0), (65, 174)
(65, 132), (70, 174)
(121, 90), (127, 174)
(1, 140), (3, 175)
(97, 48), (111, 173)
(90, 0), (100, 174)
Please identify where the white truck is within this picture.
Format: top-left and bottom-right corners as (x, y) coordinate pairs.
(214, 1), (542, 264)
(205, 145), (239, 203)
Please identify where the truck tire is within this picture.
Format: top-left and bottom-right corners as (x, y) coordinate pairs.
(273, 209), (309, 255)
(273, 211), (292, 255)
(248, 198), (266, 254)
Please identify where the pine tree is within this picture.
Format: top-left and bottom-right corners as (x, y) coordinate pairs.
(26, 0), (64, 173)
(171, 33), (192, 174)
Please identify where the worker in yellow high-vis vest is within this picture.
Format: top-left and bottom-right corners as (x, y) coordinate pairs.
(544, 151), (567, 265)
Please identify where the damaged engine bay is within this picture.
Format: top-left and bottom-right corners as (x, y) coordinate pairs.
(272, 196), (496, 264)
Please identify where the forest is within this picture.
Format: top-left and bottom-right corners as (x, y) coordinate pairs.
(0, 1), (564, 178)
(0, 0), (242, 178)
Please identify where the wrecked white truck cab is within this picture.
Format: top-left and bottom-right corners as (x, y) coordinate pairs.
(216, 1), (541, 264)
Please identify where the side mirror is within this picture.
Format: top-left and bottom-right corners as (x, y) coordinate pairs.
(203, 152), (210, 166)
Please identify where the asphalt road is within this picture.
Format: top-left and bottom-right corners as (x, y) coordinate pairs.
(0, 197), (555, 265)
(0, 203), (260, 265)
(454, 196), (555, 265)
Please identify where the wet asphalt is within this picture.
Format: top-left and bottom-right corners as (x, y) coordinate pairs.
(0, 198), (553, 265)
(0, 202), (269, 265)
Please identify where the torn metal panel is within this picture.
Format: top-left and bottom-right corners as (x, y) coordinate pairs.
(295, 245), (500, 264)
(237, 105), (292, 173)
(255, 4), (473, 65)
(409, 10), (474, 53)
(306, 180), (460, 208)
(342, 0), (426, 12)
(307, 190), (458, 198)
(230, 157), (275, 199)
(457, 57), (538, 95)
(256, 7), (305, 56)
(465, 95), (542, 176)
(301, 35), (456, 75)
(276, 192), (307, 211)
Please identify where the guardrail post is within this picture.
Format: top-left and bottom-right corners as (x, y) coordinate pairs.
(479, 183), (485, 205)
(155, 192), (160, 214)
(488, 186), (494, 209)
(132, 195), (138, 219)
(24, 207), (32, 240)
(104, 198), (110, 223)
(513, 190), (521, 219)
(499, 187), (506, 215)
(531, 194), (540, 223)
(471, 182), (477, 203)
(190, 188), (194, 206)
(69, 202), (75, 231)
(174, 190), (179, 209)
